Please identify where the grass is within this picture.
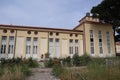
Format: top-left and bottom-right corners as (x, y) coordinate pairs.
(52, 57), (120, 80)
(0, 57), (39, 80)
(0, 65), (27, 80)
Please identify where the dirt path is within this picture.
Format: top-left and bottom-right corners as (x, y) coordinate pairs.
(26, 68), (60, 80)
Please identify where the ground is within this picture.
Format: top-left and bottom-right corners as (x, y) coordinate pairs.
(26, 68), (60, 80)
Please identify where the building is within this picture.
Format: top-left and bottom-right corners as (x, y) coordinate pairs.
(0, 14), (116, 59)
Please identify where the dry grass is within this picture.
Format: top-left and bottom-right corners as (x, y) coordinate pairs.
(0, 66), (25, 80)
(58, 60), (120, 80)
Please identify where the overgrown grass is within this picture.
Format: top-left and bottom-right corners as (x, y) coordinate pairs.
(0, 57), (39, 80)
(52, 57), (120, 80)
(0, 65), (31, 80)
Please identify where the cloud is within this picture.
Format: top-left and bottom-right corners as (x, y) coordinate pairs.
(0, 0), (102, 29)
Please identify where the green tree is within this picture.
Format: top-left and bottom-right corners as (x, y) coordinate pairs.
(91, 0), (120, 40)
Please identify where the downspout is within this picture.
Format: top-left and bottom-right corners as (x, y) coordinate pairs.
(83, 23), (86, 54)
(48, 32), (49, 54)
(13, 29), (17, 58)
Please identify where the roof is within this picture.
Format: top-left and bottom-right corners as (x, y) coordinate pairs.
(0, 24), (83, 34)
(73, 16), (112, 30)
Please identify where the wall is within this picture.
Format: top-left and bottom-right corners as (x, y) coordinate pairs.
(84, 23), (115, 57)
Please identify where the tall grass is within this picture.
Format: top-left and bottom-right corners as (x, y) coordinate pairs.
(0, 65), (26, 80)
(0, 57), (40, 80)
(52, 58), (120, 80)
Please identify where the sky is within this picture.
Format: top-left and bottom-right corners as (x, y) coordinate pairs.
(0, 0), (102, 29)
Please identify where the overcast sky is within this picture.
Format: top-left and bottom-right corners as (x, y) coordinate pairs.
(0, 0), (102, 29)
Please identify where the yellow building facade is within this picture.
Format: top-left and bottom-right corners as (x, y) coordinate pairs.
(0, 15), (116, 59)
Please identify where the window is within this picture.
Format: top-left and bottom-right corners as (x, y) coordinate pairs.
(0, 36), (7, 54)
(75, 34), (78, 37)
(90, 30), (94, 54)
(106, 32), (111, 53)
(98, 31), (103, 54)
(27, 31), (31, 34)
(33, 37), (38, 54)
(3, 29), (7, 33)
(56, 32), (59, 36)
(55, 38), (60, 58)
(34, 31), (38, 35)
(75, 39), (78, 54)
(8, 36), (14, 54)
(50, 32), (53, 36)
(26, 37), (31, 54)
(69, 39), (73, 54)
(10, 30), (14, 33)
(70, 34), (73, 37)
(49, 38), (53, 57)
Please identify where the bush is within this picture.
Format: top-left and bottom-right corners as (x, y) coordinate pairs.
(73, 54), (81, 66)
(44, 58), (54, 68)
(0, 57), (23, 67)
(62, 56), (72, 67)
(52, 65), (65, 77)
(27, 57), (39, 68)
(80, 54), (91, 66)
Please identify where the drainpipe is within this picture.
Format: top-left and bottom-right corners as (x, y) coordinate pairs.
(13, 29), (17, 58)
(48, 32), (49, 54)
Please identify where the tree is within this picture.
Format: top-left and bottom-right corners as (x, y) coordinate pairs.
(91, 0), (120, 41)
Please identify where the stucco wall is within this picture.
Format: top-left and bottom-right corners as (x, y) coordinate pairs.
(84, 23), (115, 57)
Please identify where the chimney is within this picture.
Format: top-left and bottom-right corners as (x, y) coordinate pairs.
(86, 12), (90, 17)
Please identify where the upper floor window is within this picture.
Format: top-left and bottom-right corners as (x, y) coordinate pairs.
(98, 31), (103, 54)
(75, 39), (79, 54)
(89, 30), (94, 54)
(56, 32), (59, 36)
(3, 29), (7, 33)
(50, 32), (53, 36)
(106, 32), (111, 54)
(75, 34), (78, 37)
(70, 34), (73, 37)
(27, 31), (31, 35)
(10, 30), (14, 33)
(69, 39), (73, 54)
(34, 31), (38, 35)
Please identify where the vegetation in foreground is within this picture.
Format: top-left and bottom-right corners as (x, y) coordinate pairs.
(0, 57), (39, 80)
(51, 54), (120, 80)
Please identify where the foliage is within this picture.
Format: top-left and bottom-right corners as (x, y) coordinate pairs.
(62, 54), (91, 67)
(91, 0), (120, 27)
(80, 54), (91, 66)
(52, 65), (65, 77)
(62, 56), (72, 67)
(44, 58), (54, 68)
(52, 58), (120, 80)
(72, 54), (81, 66)
(24, 57), (39, 68)
(0, 57), (23, 67)
(0, 57), (40, 80)
(0, 65), (31, 80)
(91, 0), (120, 40)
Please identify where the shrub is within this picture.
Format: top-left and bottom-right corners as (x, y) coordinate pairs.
(52, 65), (65, 77)
(22, 65), (31, 76)
(73, 54), (81, 66)
(62, 56), (72, 67)
(80, 53), (91, 66)
(44, 58), (54, 68)
(28, 57), (39, 68)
